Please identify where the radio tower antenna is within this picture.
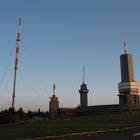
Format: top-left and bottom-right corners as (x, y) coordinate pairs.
(83, 65), (85, 83)
(53, 83), (56, 96)
(12, 17), (21, 109)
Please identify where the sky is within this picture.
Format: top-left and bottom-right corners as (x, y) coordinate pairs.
(0, 0), (140, 111)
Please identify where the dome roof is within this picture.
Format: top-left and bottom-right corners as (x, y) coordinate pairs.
(81, 83), (87, 90)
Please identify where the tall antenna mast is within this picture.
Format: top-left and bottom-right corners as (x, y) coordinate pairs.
(53, 83), (56, 96)
(83, 65), (85, 83)
(124, 42), (127, 54)
(12, 17), (21, 109)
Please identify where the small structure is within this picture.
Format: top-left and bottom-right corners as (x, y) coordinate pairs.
(49, 83), (59, 115)
(58, 108), (78, 117)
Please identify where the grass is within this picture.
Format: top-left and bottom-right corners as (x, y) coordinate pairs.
(1, 113), (140, 140)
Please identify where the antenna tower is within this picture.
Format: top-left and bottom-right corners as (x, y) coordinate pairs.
(83, 65), (85, 83)
(12, 18), (21, 109)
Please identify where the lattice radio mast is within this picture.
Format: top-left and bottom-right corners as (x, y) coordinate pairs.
(12, 18), (21, 109)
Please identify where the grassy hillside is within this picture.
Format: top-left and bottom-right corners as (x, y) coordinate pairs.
(1, 113), (140, 140)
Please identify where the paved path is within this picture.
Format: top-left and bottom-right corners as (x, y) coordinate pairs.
(79, 128), (140, 140)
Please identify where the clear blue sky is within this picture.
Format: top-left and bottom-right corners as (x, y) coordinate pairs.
(0, 0), (140, 111)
